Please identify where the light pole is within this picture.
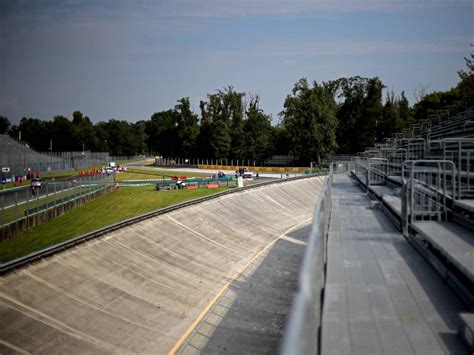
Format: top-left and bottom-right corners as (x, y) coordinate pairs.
(49, 138), (53, 172)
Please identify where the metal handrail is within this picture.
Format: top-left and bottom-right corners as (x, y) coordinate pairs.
(281, 166), (333, 355)
(402, 160), (456, 237)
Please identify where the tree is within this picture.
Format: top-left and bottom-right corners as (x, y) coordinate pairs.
(397, 91), (414, 130)
(50, 116), (75, 151)
(329, 76), (384, 153)
(196, 100), (213, 159)
(272, 125), (290, 156)
(72, 111), (99, 151)
(133, 120), (148, 154)
(0, 116), (10, 134)
(146, 110), (179, 156)
(379, 90), (399, 141)
(456, 45), (474, 107)
(243, 95), (274, 162)
(17, 117), (49, 150)
(221, 87), (246, 160)
(199, 92), (232, 159)
(458, 44), (474, 80)
(281, 78), (338, 164)
(175, 97), (199, 157)
(94, 122), (110, 152)
(360, 77), (384, 146)
(100, 119), (142, 156)
(330, 76), (368, 153)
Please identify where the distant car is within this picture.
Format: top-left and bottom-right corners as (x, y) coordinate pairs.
(235, 168), (253, 179)
(176, 180), (186, 189)
(105, 167), (115, 175)
(31, 177), (42, 188)
(217, 171), (226, 178)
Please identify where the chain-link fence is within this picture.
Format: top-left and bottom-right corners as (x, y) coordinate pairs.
(1, 135), (142, 177)
(0, 173), (115, 241)
(0, 150), (111, 177)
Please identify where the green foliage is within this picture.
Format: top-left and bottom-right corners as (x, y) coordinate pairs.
(51, 115), (75, 151)
(329, 76), (384, 153)
(458, 44), (474, 80)
(413, 47), (474, 122)
(16, 117), (49, 150)
(210, 117), (232, 158)
(175, 97), (199, 157)
(243, 95), (274, 161)
(0, 116), (10, 134)
(146, 109), (179, 156)
(379, 91), (399, 140)
(199, 88), (240, 159)
(281, 78), (338, 163)
(397, 91), (414, 130)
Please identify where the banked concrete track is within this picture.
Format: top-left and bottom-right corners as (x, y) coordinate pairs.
(0, 176), (324, 354)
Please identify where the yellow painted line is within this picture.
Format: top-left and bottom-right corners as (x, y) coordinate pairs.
(168, 217), (313, 355)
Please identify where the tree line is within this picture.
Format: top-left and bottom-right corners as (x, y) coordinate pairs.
(1, 52), (472, 164)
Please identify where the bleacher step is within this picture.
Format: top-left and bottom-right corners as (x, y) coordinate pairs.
(411, 221), (474, 282)
(459, 313), (474, 352)
(455, 199), (474, 214)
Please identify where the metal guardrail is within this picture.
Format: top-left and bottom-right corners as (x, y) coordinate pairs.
(281, 166), (334, 355)
(0, 174), (115, 228)
(402, 160), (456, 237)
(0, 171), (327, 275)
(368, 158), (388, 188)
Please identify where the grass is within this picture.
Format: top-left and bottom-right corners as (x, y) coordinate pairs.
(0, 185), (231, 263)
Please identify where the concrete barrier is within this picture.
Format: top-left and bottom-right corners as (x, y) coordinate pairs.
(0, 176), (324, 353)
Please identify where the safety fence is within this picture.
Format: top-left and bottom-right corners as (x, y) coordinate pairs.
(0, 134), (142, 177)
(281, 162), (345, 355)
(0, 174), (115, 242)
(1, 150), (110, 176)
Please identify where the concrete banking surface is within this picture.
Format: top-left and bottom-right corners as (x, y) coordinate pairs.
(0, 176), (324, 354)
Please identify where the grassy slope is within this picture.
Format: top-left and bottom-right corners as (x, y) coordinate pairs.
(0, 185), (230, 263)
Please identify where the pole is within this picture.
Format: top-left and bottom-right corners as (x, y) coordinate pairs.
(50, 138), (53, 172)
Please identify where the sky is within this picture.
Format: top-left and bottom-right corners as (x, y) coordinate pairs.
(0, 0), (473, 125)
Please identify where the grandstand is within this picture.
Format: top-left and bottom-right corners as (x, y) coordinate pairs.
(283, 105), (474, 354)
(353, 107), (474, 294)
(346, 106), (474, 351)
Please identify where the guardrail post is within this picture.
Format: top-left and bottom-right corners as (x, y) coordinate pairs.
(14, 191), (18, 222)
(1, 195), (4, 227)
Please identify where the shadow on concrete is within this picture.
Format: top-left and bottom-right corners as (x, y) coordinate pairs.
(180, 223), (313, 354)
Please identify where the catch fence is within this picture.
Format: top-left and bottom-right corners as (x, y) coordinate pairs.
(0, 140), (142, 177)
(0, 173), (115, 241)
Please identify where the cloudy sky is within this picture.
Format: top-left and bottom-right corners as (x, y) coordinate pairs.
(0, 0), (472, 124)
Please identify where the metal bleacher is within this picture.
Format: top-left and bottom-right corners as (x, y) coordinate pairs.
(350, 105), (474, 351)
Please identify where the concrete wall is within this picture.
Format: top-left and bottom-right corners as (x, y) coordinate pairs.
(0, 176), (324, 354)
